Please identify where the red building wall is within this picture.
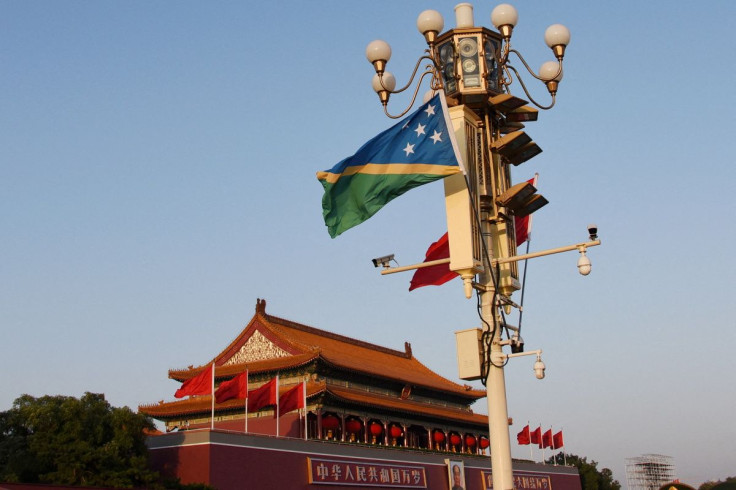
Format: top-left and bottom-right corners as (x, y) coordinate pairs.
(148, 429), (581, 490)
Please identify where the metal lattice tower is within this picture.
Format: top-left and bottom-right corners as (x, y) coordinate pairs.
(625, 454), (675, 490)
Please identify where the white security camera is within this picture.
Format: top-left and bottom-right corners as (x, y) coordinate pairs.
(588, 224), (598, 240)
(533, 356), (546, 380)
(371, 254), (395, 268)
(577, 250), (591, 276)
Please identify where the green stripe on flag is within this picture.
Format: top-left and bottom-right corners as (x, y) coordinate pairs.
(320, 172), (450, 238)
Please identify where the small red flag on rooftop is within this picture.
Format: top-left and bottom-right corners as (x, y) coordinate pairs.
(215, 371), (248, 404)
(542, 429), (553, 449)
(553, 430), (564, 449)
(248, 377), (277, 412)
(530, 426), (542, 447)
(517, 424), (531, 445)
(174, 363), (213, 399)
(279, 381), (306, 416)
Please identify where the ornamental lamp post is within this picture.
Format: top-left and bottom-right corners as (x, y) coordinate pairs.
(362, 4), (599, 490)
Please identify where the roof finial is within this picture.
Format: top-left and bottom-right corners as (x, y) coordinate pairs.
(256, 298), (267, 314)
(404, 342), (412, 357)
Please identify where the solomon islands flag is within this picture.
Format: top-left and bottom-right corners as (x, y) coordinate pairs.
(317, 92), (464, 238)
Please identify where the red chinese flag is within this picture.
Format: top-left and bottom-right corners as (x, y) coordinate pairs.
(214, 371), (248, 404)
(542, 429), (553, 448)
(529, 426), (542, 446)
(409, 232), (457, 291)
(513, 177), (537, 246)
(248, 378), (277, 412)
(517, 425), (531, 445)
(278, 382), (305, 416)
(174, 363), (213, 398)
(553, 430), (564, 449)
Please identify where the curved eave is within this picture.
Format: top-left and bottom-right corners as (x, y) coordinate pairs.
(318, 355), (486, 401)
(139, 381), (487, 429)
(323, 385), (489, 428)
(169, 351), (319, 382)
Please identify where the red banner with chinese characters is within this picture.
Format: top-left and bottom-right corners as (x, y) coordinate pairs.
(481, 471), (552, 490)
(308, 457), (427, 487)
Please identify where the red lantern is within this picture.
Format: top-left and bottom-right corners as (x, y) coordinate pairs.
(345, 419), (362, 434)
(450, 434), (462, 446)
(389, 425), (403, 438)
(465, 435), (477, 447)
(369, 423), (383, 436)
(322, 415), (339, 430)
(479, 436), (490, 449)
(433, 431), (446, 443)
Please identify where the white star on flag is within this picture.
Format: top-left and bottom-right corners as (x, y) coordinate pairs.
(424, 103), (436, 117)
(403, 142), (415, 156)
(430, 130), (443, 144)
(414, 123), (426, 137)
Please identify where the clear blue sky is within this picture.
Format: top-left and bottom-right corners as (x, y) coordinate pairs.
(2, 1), (734, 487)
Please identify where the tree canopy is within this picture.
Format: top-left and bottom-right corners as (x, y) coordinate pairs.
(0, 392), (160, 487)
(546, 453), (621, 490)
(699, 477), (736, 490)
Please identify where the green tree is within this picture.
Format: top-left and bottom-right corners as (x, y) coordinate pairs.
(547, 453), (621, 490)
(699, 477), (736, 490)
(0, 392), (160, 487)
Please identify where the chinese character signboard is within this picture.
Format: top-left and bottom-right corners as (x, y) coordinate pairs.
(481, 471), (552, 490)
(308, 457), (428, 488)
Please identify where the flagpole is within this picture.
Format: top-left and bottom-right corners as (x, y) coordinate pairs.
(544, 426), (548, 464)
(537, 423), (542, 464)
(275, 375), (280, 437)
(541, 434), (545, 465)
(540, 438), (544, 464)
(303, 379), (307, 441)
(528, 421), (533, 461)
(210, 362), (215, 430)
(245, 369), (249, 433)
(561, 427), (566, 466)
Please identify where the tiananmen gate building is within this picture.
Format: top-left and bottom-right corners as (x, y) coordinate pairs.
(139, 299), (580, 490)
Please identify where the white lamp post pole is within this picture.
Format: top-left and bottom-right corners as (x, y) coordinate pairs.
(364, 5), (583, 490)
(481, 266), (515, 490)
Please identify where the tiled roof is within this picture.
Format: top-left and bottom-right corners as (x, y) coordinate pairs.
(167, 299), (485, 400)
(169, 351), (319, 381)
(265, 314), (484, 398)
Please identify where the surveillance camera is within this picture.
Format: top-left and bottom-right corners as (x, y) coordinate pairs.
(587, 224), (598, 240)
(577, 252), (591, 276)
(533, 358), (546, 380)
(371, 254), (395, 268)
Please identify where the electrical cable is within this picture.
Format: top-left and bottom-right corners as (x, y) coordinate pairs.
(462, 108), (515, 384)
(463, 158), (498, 384)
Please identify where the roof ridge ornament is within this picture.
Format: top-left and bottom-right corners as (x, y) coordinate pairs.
(256, 298), (267, 314)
